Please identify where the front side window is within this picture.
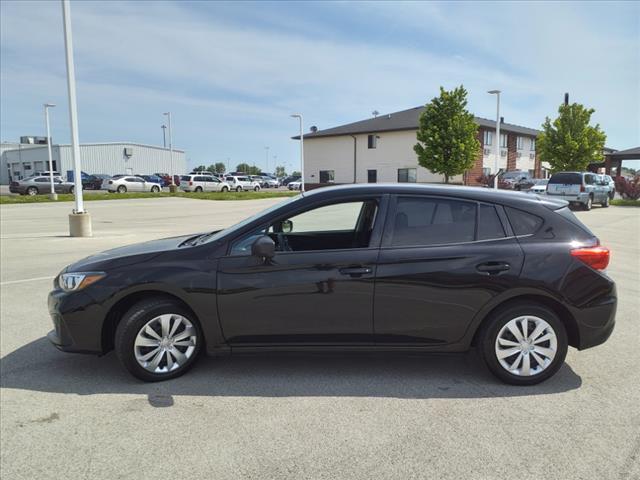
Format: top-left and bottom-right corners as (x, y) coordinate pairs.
(229, 199), (379, 255)
(398, 168), (417, 183)
(34, 177), (49, 183)
(391, 197), (476, 247)
(319, 170), (335, 183)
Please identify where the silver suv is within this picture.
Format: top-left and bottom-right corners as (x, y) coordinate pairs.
(224, 175), (261, 192)
(180, 175), (230, 193)
(546, 172), (610, 210)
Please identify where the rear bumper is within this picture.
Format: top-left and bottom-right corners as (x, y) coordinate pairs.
(547, 192), (589, 203)
(9, 186), (24, 194)
(574, 290), (617, 350)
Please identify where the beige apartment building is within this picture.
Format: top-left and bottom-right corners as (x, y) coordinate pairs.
(298, 106), (544, 188)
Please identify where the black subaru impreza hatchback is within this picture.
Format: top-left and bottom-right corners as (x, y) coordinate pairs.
(48, 184), (616, 385)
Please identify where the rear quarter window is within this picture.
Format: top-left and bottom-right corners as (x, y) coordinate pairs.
(478, 204), (506, 241)
(505, 207), (543, 236)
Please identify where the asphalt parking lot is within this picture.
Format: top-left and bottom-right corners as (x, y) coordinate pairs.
(1, 198), (639, 480)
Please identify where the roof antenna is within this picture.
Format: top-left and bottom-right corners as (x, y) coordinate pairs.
(372, 110), (379, 118)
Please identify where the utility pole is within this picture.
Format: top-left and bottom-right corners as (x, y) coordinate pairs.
(44, 103), (57, 200)
(290, 114), (304, 191)
(163, 112), (175, 191)
(488, 90), (501, 189)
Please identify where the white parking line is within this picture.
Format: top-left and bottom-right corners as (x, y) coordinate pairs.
(0, 276), (54, 286)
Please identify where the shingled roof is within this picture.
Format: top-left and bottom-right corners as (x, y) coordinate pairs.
(296, 106), (541, 139)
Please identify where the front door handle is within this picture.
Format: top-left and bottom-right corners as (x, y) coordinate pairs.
(339, 266), (372, 277)
(476, 262), (510, 275)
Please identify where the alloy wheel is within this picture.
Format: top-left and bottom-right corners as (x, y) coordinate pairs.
(134, 314), (197, 374)
(494, 315), (558, 377)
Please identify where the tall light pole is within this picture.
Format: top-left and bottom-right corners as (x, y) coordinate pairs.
(161, 124), (167, 148)
(290, 114), (304, 191)
(43, 103), (57, 200)
(488, 90), (501, 189)
(265, 146), (269, 173)
(62, 0), (91, 236)
(163, 112), (174, 190)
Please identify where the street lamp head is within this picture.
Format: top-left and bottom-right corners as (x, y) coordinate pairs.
(290, 114), (302, 118)
(488, 90), (501, 95)
(44, 103), (56, 108)
(163, 112), (170, 116)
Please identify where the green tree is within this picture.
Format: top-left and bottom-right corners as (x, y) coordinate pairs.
(212, 162), (226, 174)
(414, 85), (480, 183)
(235, 163), (251, 173)
(193, 165), (207, 173)
(247, 165), (262, 175)
(291, 171), (301, 177)
(275, 165), (286, 177)
(538, 103), (607, 172)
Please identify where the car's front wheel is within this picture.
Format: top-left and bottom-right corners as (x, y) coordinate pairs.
(478, 303), (568, 385)
(236, 186), (242, 192)
(151, 186), (160, 193)
(115, 297), (202, 382)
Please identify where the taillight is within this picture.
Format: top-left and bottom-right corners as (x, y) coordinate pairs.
(189, 181), (193, 186)
(108, 180), (113, 184)
(571, 246), (610, 270)
(580, 184), (585, 192)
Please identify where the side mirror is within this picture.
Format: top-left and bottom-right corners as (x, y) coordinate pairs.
(281, 219), (293, 233)
(251, 235), (275, 259)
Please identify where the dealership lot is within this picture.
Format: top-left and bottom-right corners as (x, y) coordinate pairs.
(1, 198), (639, 480)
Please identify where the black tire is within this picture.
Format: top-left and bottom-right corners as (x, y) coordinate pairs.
(69, 186), (75, 194)
(221, 186), (228, 193)
(601, 195), (609, 208)
(195, 186), (203, 193)
(117, 185), (127, 193)
(236, 186), (242, 192)
(151, 186), (160, 193)
(477, 302), (568, 386)
(27, 187), (38, 196)
(115, 297), (203, 382)
(254, 186), (260, 191)
(583, 195), (593, 211)
(609, 191), (615, 201)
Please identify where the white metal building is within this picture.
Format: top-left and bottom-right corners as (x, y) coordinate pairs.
(1, 141), (186, 184)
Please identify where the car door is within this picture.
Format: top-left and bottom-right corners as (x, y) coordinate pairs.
(373, 195), (524, 345)
(216, 195), (388, 345)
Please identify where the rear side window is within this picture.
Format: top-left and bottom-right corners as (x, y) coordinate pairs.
(194, 176), (206, 182)
(391, 197), (476, 247)
(584, 174), (596, 185)
(505, 207), (543, 236)
(478, 204), (506, 241)
(549, 173), (581, 184)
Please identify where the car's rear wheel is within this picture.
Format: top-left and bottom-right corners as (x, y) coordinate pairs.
(115, 297), (202, 382)
(221, 186), (228, 192)
(117, 185), (127, 193)
(601, 195), (609, 208)
(195, 186), (203, 193)
(254, 186), (260, 191)
(69, 186), (75, 194)
(584, 195), (593, 211)
(236, 186), (242, 192)
(478, 303), (567, 385)
(27, 187), (38, 196)
(151, 186), (160, 193)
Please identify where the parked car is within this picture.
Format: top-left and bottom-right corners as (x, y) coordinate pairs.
(83, 174), (111, 190)
(9, 176), (77, 195)
(597, 174), (616, 200)
(105, 175), (162, 193)
(288, 180), (302, 190)
(138, 174), (166, 186)
(179, 174), (230, 192)
(501, 170), (535, 191)
(261, 176), (279, 188)
(48, 184), (616, 385)
(281, 175), (300, 186)
(225, 175), (261, 191)
(153, 173), (181, 187)
(546, 172), (610, 210)
(526, 179), (549, 194)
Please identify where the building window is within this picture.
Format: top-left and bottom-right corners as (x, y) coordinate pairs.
(517, 136), (524, 150)
(397, 168), (417, 183)
(482, 167), (491, 176)
(500, 133), (508, 148)
(367, 169), (377, 183)
(319, 170), (335, 183)
(23, 164), (32, 170)
(530, 138), (536, 151)
(483, 131), (492, 146)
(367, 135), (377, 149)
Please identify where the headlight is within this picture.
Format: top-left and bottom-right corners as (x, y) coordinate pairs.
(58, 272), (105, 292)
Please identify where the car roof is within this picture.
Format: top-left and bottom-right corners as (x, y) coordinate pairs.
(301, 183), (567, 210)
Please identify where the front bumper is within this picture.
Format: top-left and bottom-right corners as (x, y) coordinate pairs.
(47, 288), (106, 354)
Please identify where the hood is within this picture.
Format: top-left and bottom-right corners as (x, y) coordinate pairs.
(64, 233), (202, 272)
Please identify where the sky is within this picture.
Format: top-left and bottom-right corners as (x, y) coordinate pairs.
(1, 0), (639, 172)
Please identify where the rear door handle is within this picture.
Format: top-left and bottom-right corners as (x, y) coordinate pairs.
(476, 262), (511, 275)
(339, 266), (372, 277)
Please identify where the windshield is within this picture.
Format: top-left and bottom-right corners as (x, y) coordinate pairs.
(197, 194), (302, 244)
